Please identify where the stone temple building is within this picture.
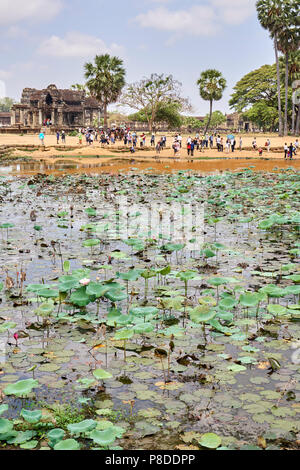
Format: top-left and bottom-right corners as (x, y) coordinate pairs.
(11, 84), (102, 129)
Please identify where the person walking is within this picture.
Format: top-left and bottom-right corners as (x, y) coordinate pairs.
(266, 138), (271, 153)
(284, 143), (288, 159)
(209, 135), (213, 149)
(239, 137), (243, 151)
(151, 134), (155, 147)
(56, 131), (60, 145)
(61, 131), (66, 144)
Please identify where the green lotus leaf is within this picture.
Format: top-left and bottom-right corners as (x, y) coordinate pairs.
(0, 405), (8, 416)
(4, 379), (39, 398)
(70, 287), (94, 307)
(82, 239), (100, 247)
(93, 369), (113, 380)
(105, 289), (127, 302)
(67, 419), (97, 435)
(239, 293), (261, 307)
(20, 409), (42, 424)
(129, 306), (159, 317)
(89, 428), (116, 447)
(113, 329), (134, 341)
(0, 418), (14, 434)
(199, 433), (222, 449)
(54, 439), (81, 450)
(47, 428), (65, 446)
(86, 282), (110, 298)
(267, 304), (288, 316)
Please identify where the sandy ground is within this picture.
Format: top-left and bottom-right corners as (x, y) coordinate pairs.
(0, 132), (299, 163)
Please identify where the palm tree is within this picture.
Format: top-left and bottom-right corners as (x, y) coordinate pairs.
(256, 0), (285, 136)
(84, 54), (126, 129)
(277, 2), (300, 135)
(289, 51), (300, 134)
(197, 69), (227, 134)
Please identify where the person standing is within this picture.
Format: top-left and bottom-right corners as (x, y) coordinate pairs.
(231, 138), (236, 153)
(284, 143), (288, 159)
(289, 142), (294, 160)
(178, 134), (182, 148)
(190, 140), (195, 158)
(239, 137), (243, 151)
(39, 131), (45, 146)
(225, 139), (230, 153)
(61, 131), (66, 144)
(187, 140), (191, 157)
(266, 138), (271, 153)
(209, 135), (213, 149)
(78, 132), (83, 145)
(151, 134), (155, 147)
(56, 131), (60, 144)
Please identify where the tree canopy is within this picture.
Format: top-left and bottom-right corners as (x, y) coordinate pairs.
(120, 73), (191, 132)
(229, 64), (278, 112)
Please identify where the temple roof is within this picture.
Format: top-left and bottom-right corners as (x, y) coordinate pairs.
(19, 84), (101, 109)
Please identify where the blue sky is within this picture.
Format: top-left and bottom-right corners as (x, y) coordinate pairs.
(0, 0), (276, 115)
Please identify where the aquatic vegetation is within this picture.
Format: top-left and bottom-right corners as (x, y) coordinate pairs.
(0, 168), (299, 451)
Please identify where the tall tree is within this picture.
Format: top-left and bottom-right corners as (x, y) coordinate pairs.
(276, 2), (300, 134)
(256, 0), (285, 136)
(84, 54), (126, 129)
(196, 69), (226, 134)
(120, 73), (191, 132)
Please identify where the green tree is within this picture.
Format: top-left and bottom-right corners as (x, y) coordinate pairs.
(0, 97), (15, 112)
(203, 111), (226, 130)
(243, 102), (278, 131)
(196, 69), (227, 134)
(121, 73), (191, 132)
(129, 101), (183, 130)
(229, 64), (278, 112)
(183, 117), (204, 132)
(84, 54), (126, 129)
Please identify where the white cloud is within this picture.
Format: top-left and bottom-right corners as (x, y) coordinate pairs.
(134, 0), (256, 38)
(135, 6), (216, 36)
(212, 0), (256, 25)
(38, 32), (124, 58)
(0, 0), (62, 25)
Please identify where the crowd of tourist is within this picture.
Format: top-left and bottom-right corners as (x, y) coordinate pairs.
(37, 127), (299, 160)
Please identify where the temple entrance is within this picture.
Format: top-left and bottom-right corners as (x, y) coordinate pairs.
(45, 93), (53, 106)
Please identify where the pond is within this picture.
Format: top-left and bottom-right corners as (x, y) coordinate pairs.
(0, 168), (299, 451)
